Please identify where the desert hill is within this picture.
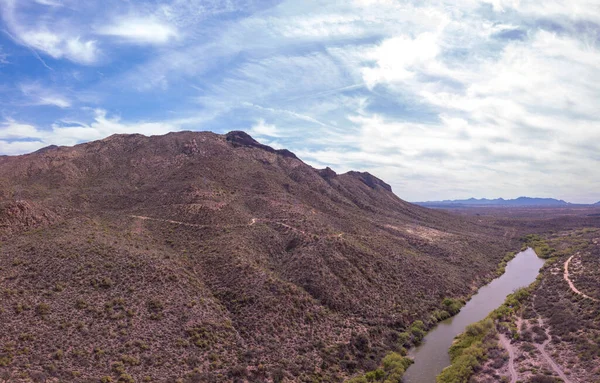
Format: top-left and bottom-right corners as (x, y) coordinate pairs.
(0, 131), (516, 382)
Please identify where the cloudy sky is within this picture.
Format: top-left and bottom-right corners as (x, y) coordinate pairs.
(0, 0), (599, 203)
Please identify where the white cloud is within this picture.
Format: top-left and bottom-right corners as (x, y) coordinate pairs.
(2, 4), (100, 65)
(19, 83), (72, 108)
(361, 32), (442, 88)
(483, 0), (600, 22)
(97, 17), (178, 45)
(34, 0), (63, 6)
(0, 110), (183, 155)
(0, 119), (42, 140)
(249, 119), (279, 137)
(0, 46), (8, 64)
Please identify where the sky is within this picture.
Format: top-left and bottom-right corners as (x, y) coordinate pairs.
(0, 0), (599, 203)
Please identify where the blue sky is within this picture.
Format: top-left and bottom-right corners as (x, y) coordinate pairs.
(1, 0), (599, 203)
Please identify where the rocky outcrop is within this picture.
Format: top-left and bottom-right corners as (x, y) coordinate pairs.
(346, 171), (393, 192)
(225, 131), (298, 159)
(0, 200), (57, 237)
(318, 167), (337, 180)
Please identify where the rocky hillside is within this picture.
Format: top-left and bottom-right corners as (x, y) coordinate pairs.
(0, 131), (516, 382)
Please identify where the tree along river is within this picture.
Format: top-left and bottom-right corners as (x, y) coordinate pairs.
(402, 248), (545, 383)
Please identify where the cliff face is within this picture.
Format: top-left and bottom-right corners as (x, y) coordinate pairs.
(0, 131), (514, 382)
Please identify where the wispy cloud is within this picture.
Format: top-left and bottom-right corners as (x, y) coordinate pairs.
(0, 45), (8, 64)
(96, 17), (178, 45)
(0, 0), (100, 64)
(19, 83), (72, 108)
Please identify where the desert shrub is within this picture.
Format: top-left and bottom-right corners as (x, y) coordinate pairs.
(0, 354), (12, 367)
(120, 354), (140, 366)
(347, 352), (413, 383)
(347, 377), (368, 383)
(410, 321), (426, 344)
(432, 310), (451, 322)
(442, 298), (464, 316)
(439, 318), (495, 383)
(36, 303), (50, 317)
(351, 333), (370, 353)
(521, 235), (556, 259)
(118, 373), (134, 383)
(436, 354), (479, 383)
(147, 299), (164, 320)
(528, 375), (561, 383)
(75, 299), (88, 309)
(397, 332), (410, 347)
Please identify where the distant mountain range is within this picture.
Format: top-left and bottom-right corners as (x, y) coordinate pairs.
(415, 197), (595, 208)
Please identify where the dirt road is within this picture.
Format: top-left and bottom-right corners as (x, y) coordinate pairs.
(564, 255), (599, 301)
(499, 334), (518, 383)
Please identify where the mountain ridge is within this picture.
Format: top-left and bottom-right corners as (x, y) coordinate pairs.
(0, 130), (516, 382)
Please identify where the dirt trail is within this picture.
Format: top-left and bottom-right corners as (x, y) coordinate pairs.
(130, 215), (328, 238)
(499, 334), (518, 383)
(130, 215), (215, 228)
(535, 319), (572, 383)
(564, 255), (599, 301)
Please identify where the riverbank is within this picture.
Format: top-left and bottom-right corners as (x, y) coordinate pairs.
(466, 228), (600, 383)
(436, 280), (535, 382)
(345, 247), (521, 383)
(401, 248), (544, 383)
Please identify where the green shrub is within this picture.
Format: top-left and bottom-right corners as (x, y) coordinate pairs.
(410, 321), (426, 344)
(397, 332), (410, 347)
(442, 298), (464, 316)
(521, 235), (556, 259)
(347, 352), (413, 383)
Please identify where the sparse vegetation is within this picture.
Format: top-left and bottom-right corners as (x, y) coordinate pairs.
(5, 131), (597, 382)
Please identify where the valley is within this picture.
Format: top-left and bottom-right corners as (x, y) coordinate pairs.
(0, 132), (599, 383)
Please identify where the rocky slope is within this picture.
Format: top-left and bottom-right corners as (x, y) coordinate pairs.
(0, 131), (516, 382)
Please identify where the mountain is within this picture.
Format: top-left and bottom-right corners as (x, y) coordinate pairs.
(0, 131), (515, 382)
(415, 196), (571, 208)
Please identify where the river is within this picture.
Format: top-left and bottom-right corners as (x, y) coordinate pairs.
(402, 248), (545, 383)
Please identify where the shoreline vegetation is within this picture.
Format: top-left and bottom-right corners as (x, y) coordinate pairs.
(435, 237), (557, 383)
(346, 248), (521, 383)
(435, 285), (534, 383)
(347, 298), (465, 383)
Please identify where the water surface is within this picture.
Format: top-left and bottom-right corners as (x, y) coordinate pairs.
(402, 248), (544, 383)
